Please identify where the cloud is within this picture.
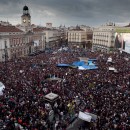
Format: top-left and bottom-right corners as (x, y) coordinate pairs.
(0, 0), (130, 26)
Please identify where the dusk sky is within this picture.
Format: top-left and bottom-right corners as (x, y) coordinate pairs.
(0, 0), (130, 27)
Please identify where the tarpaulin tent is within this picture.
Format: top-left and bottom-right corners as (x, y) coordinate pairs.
(82, 65), (98, 70)
(88, 61), (95, 66)
(72, 61), (86, 66)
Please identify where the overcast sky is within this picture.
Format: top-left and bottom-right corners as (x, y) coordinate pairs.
(0, 0), (130, 27)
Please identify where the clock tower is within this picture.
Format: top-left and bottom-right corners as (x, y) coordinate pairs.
(21, 5), (31, 26)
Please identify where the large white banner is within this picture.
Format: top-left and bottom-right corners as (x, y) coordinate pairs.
(125, 42), (130, 54)
(115, 33), (130, 53)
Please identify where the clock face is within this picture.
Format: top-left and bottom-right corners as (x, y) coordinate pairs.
(23, 19), (26, 23)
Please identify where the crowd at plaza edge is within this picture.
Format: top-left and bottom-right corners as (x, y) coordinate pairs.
(0, 47), (130, 130)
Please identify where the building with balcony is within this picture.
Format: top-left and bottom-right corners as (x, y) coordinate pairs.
(67, 26), (87, 48)
(44, 29), (62, 49)
(92, 23), (116, 52)
(0, 25), (31, 61)
(92, 22), (130, 53)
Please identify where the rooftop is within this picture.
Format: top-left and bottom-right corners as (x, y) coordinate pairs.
(0, 25), (23, 32)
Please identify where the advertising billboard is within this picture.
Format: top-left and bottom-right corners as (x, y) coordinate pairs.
(124, 41), (130, 54)
(115, 32), (130, 53)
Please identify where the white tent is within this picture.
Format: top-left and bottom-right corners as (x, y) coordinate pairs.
(107, 57), (112, 62)
(0, 82), (5, 96)
(109, 67), (115, 71)
(44, 92), (59, 103)
(78, 111), (92, 122)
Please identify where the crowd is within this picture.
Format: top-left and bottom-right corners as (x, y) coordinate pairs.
(0, 47), (129, 130)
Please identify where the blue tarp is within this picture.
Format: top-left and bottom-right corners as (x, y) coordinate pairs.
(57, 59), (98, 70)
(72, 61), (85, 66)
(57, 64), (70, 67)
(88, 61), (95, 66)
(72, 60), (98, 70)
(82, 65), (98, 70)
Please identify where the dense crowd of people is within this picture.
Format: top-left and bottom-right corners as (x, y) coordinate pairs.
(0, 47), (130, 130)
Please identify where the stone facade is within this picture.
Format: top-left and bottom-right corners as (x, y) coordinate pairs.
(92, 23), (115, 52)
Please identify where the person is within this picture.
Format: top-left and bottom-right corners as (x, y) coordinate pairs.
(0, 47), (129, 129)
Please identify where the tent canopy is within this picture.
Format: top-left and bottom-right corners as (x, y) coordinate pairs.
(109, 67), (115, 71)
(107, 57), (112, 62)
(78, 111), (92, 122)
(88, 61), (95, 66)
(72, 61), (85, 67)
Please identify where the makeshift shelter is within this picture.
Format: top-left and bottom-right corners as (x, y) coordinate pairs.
(88, 61), (95, 66)
(72, 61), (86, 67)
(82, 65), (98, 70)
(72, 60), (98, 70)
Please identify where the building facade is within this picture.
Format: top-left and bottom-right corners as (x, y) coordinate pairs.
(0, 25), (30, 61)
(68, 25), (93, 48)
(80, 25), (93, 48)
(68, 26), (86, 48)
(0, 5), (46, 61)
(44, 29), (63, 49)
(92, 22), (130, 53)
(92, 23), (116, 52)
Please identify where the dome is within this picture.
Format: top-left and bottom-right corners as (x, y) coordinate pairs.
(23, 5), (29, 10)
